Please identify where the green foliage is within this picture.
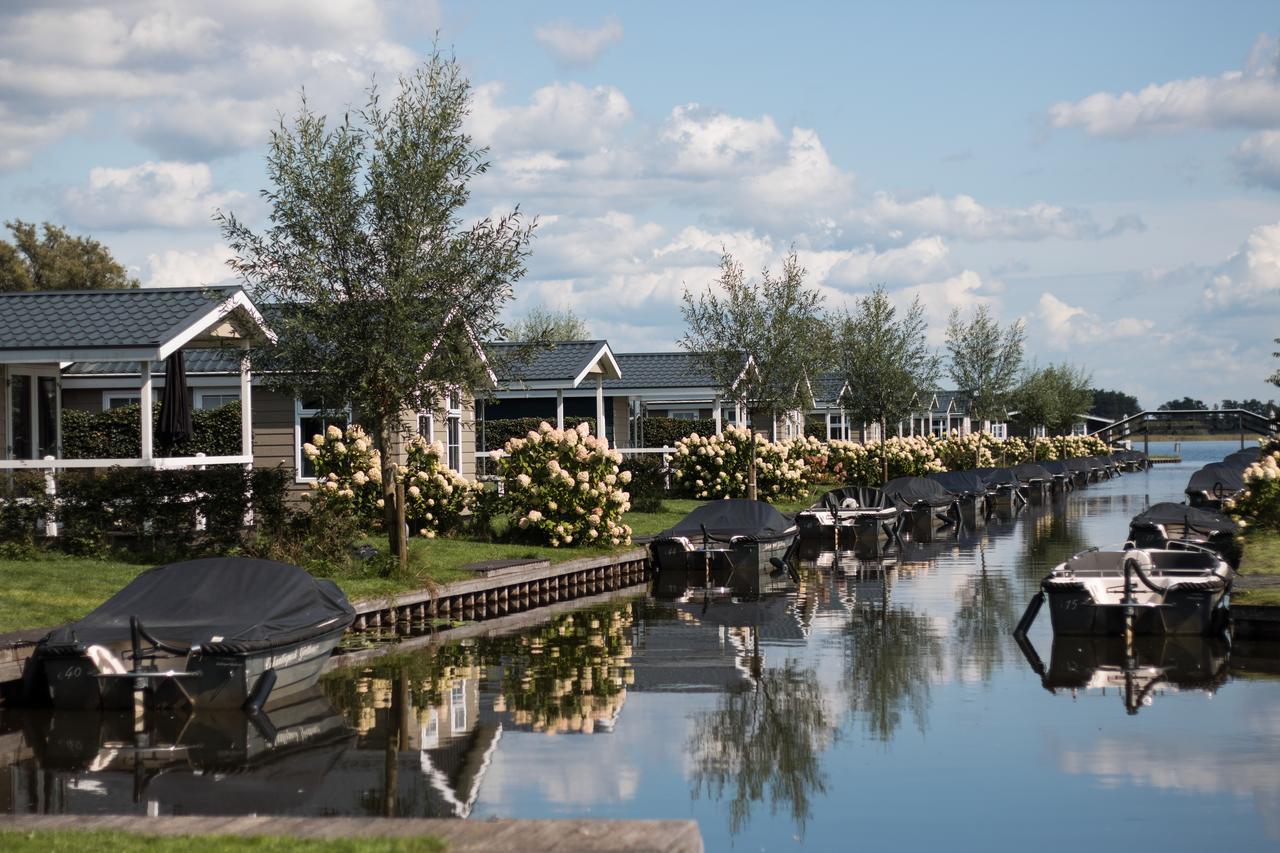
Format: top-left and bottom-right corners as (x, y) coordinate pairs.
(1159, 397), (1207, 410)
(619, 454), (667, 512)
(1011, 363), (1093, 451)
(44, 465), (288, 559)
(946, 305), (1025, 426)
(833, 285), (940, 482)
(1227, 440), (1280, 532)
(62, 401), (244, 459)
(403, 435), (483, 536)
(481, 416), (591, 451)
(1090, 388), (1140, 420)
(668, 426), (810, 501)
(0, 472), (52, 558)
(826, 436), (944, 485)
(0, 220), (139, 292)
(640, 416), (717, 449)
(505, 306), (591, 341)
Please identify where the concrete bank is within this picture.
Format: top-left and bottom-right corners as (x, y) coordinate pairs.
(0, 815), (704, 853)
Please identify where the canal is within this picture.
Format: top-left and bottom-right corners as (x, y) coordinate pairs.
(3, 440), (1277, 850)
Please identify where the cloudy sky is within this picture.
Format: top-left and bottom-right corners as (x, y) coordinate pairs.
(1, 0), (1278, 407)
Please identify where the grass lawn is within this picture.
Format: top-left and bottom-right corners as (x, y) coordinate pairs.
(1234, 528), (1280, 606)
(0, 830), (443, 853)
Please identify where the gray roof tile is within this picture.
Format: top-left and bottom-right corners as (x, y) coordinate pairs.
(603, 352), (746, 390)
(0, 286), (241, 352)
(486, 340), (611, 384)
(63, 348), (241, 376)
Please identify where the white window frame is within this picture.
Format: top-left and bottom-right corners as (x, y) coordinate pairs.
(669, 410), (699, 421)
(8, 367), (61, 460)
(194, 390), (241, 411)
(446, 389), (462, 473)
(102, 391), (142, 411)
(294, 399), (352, 483)
(450, 682), (467, 732)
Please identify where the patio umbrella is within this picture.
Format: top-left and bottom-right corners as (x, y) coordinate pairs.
(157, 351), (193, 454)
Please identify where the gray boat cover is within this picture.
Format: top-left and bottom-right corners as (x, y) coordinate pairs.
(1224, 448), (1261, 469)
(1185, 463), (1246, 496)
(928, 470), (988, 497)
(882, 476), (957, 508)
(1012, 462), (1052, 482)
(43, 557), (356, 653)
(1131, 502), (1238, 534)
(657, 499), (796, 542)
(1039, 460), (1071, 477)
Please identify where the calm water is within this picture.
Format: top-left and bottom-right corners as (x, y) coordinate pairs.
(4, 440), (1279, 851)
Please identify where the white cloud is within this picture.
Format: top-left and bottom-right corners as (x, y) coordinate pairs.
(145, 242), (236, 287)
(469, 82), (633, 152)
(534, 16), (623, 67)
(1203, 221), (1280, 308)
(0, 0), (419, 161)
(852, 193), (1141, 242)
(1036, 291), (1154, 347)
(1234, 131), (1280, 190)
(1048, 34), (1280, 136)
(0, 103), (88, 170)
(661, 104), (784, 176)
(61, 161), (244, 229)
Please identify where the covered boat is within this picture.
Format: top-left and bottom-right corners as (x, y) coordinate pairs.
(1185, 462), (1246, 508)
(795, 486), (900, 543)
(1037, 460), (1074, 491)
(649, 499), (798, 597)
(1129, 502), (1239, 565)
(976, 468), (1025, 507)
(1011, 462), (1052, 499)
(927, 470), (991, 527)
(1027, 545), (1233, 636)
(34, 557), (356, 711)
(1224, 447), (1261, 469)
(882, 476), (959, 536)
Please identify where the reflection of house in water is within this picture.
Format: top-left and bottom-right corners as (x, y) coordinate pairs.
(630, 609), (759, 692)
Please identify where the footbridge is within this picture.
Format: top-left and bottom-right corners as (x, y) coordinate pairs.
(1091, 408), (1276, 445)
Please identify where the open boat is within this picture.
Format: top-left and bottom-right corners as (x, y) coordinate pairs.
(1128, 502), (1240, 566)
(648, 499), (798, 597)
(795, 486), (900, 543)
(1025, 544), (1233, 636)
(33, 557), (355, 711)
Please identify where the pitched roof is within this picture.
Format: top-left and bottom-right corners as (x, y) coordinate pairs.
(64, 348), (241, 376)
(486, 340), (620, 387)
(0, 286), (271, 363)
(602, 351), (752, 391)
(811, 372), (847, 405)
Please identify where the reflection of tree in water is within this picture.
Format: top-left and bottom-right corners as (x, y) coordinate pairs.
(843, 604), (944, 741)
(688, 650), (832, 838)
(1019, 501), (1092, 588)
(951, 545), (1017, 682)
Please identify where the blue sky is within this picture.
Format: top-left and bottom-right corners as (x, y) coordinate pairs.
(1, 0), (1278, 407)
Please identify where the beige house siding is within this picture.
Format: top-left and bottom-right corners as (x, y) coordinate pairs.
(61, 388), (105, 413)
(251, 388), (301, 494)
(612, 396), (631, 449)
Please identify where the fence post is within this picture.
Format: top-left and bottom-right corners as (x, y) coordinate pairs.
(43, 455), (57, 538)
(194, 452), (207, 532)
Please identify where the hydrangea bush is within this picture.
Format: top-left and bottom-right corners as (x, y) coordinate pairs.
(825, 436), (945, 485)
(302, 424), (383, 520)
(403, 436), (483, 537)
(1226, 441), (1280, 531)
(667, 426), (809, 501)
(495, 422), (633, 547)
(931, 433), (996, 470)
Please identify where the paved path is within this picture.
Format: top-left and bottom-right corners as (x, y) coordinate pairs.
(0, 816), (704, 852)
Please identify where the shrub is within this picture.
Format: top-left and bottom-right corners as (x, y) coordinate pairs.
(482, 417), (591, 451)
(931, 433), (997, 470)
(403, 436), (483, 537)
(62, 401), (244, 459)
(0, 472), (53, 558)
(302, 424), (384, 524)
(1227, 442), (1280, 531)
(494, 421), (632, 547)
(668, 426), (809, 501)
(619, 454), (667, 512)
(825, 436), (944, 485)
(640, 416), (716, 449)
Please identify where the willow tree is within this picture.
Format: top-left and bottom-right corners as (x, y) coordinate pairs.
(946, 306), (1025, 467)
(834, 285), (940, 485)
(1041, 363), (1094, 456)
(218, 51), (534, 567)
(680, 250), (827, 500)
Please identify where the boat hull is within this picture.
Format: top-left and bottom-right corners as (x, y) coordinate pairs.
(40, 625), (347, 711)
(1042, 583), (1229, 636)
(650, 536), (795, 597)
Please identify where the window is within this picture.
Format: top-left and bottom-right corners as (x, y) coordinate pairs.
(670, 410), (699, 421)
(103, 393), (141, 411)
(295, 399), (349, 480)
(450, 683), (467, 732)
(8, 371), (59, 460)
(195, 391), (240, 411)
(446, 390), (462, 472)
(828, 412), (845, 441)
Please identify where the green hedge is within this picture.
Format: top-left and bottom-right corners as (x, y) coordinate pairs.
(639, 416), (717, 449)
(481, 416), (593, 451)
(62, 401), (243, 459)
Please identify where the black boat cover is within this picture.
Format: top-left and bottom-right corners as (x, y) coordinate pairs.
(1039, 460), (1071, 477)
(928, 470), (988, 497)
(1012, 462), (1052, 482)
(1131, 502), (1238, 535)
(976, 467), (1020, 487)
(1185, 463), (1246, 496)
(1224, 448), (1261, 469)
(656, 499), (796, 541)
(882, 476), (957, 508)
(1063, 458), (1093, 473)
(43, 558), (356, 653)
(809, 486), (893, 511)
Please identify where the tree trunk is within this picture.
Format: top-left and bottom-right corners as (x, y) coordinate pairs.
(974, 427), (984, 469)
(379, 420), (406, 568)
(1030, 427), (1037, 462)
(879, 418), (889, 485)
(747, 428), (758, 501)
